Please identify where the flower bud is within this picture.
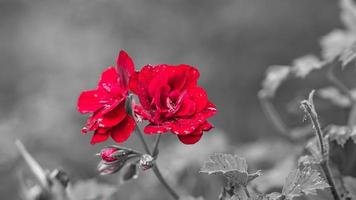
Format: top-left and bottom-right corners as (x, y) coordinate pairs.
(97, 146), (140, 175)
(99, 146), (133, 163)
(139, 154), (154, 170)
(97, 160), (126, 175)
(100, 147), (120, 162)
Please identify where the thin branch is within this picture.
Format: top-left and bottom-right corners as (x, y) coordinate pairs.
(15, 140), (49, 189)
(135, 127), (179, 200)
(300, 90), (340, 200)
(152, 165), (179, 200)
(258, 92), (289, 135)
(152, 134), (161, 158)
(259, 92), (311, 142)
(135, 125), (152, 155)
(301, 90), (326, 157)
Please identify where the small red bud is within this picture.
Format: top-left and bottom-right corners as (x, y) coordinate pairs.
(100, 147), (119, 162)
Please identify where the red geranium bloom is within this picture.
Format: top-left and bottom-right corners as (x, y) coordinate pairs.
(77, 51), (136, 144)
(129, 64), (216, 144)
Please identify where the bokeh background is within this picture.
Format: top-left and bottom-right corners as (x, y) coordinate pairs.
(0, 0), (342, 199)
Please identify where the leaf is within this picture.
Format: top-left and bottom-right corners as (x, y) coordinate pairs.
(200, 153), (261, 186)
(339, 42), (356, 68)
(326, 125), (356, 147)
(264, 193), (284, 200)
(291, 55), (323, 78)
(343, 176), (356, 199)
(229, 185), (249, 200)
(97, 160), (126, 175)
(69, 179), (116, 200)
(120, 163), (138, 183)
(260, 66), (290, 98)
(282, 166), (329, 199)
(317, 87), (354, 108)
(305, 138), (325, 163)
(298, 155), (319, 166)
(340, 0), (356, 32)
(320, 30), (355, 60)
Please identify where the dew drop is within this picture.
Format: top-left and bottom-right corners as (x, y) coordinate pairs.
(81, 127), (88, 134)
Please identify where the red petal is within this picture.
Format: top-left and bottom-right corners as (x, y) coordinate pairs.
(144, 124), (171, 134)
(177, 122), (213, 145)
(77, 89), (105, 114)
(110, 115), (136, 143)
(99, 102), (127, 127)
(85, 100), (121, 130)
(188, 87), (208, 112)
(117, 51), (135, 87)
(90, 131), (110, 144)
(128, 72), (139, 93)
(134, 104), (151, 120)
(129, 66), (154, 109)
(175, 97), (196, 117)
(148, 75), (168, 99)
(176, 64), (200, 87)
(168, 72), (187, 92)
(177, 130), (202, 145)
(98, 67), (119, 91)
(117, 51), (134, 77)
(171, 118), (201, 135)
(199, 121), (214, 131)
(201, 102), (217, 119)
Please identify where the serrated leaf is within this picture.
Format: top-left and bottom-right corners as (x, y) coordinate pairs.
(230, 185), (249, 200)
(298, 155), (319, 167)
(326, 125), (356, 146)
(69, 179), (116, 200)
(282, 166), (329, 199)
(305, 138), (325, 163)
(343, 176), (356, 199)
(200, 153), (261, 186)
(264, 193), (284, 200)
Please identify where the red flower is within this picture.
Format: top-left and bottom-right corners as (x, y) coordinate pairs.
(77, 51), (136, 144)
(129, 64), (216, 144)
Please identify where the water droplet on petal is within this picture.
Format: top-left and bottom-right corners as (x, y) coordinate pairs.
(81, 127), (88, 134)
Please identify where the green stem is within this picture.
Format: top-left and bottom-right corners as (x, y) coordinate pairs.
(135, 125), (152, 154)
(152, 165), (179, 200)
(258, 93), (289, 137)
(301, 91), (340, 200)
(135, 127), (180, 200)
(320, 161), (340, 200)
(152, 134), (161, 157)
(244, 187), (250, 198)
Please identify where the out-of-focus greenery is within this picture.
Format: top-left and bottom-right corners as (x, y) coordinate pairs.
(0, 0), (341, 199)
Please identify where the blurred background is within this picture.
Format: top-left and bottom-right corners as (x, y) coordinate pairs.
(0, 0), (343, 199)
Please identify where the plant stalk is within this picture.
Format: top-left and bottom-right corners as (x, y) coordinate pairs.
(320, 161), (340, 200)
(301, 90), (340, 200)
(152, 134), (161, 158)
(135, 127), (180, 200)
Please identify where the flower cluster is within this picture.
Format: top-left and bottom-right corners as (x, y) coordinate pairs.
(78, 51), (216, 145)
